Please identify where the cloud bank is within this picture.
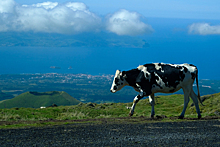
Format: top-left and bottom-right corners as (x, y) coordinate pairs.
(188, 23), (220, 35)
(0, 0), (152, 36)
(0, 0), (102, 34)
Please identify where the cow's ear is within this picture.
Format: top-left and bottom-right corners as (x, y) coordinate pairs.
(116, 70), (121, 75)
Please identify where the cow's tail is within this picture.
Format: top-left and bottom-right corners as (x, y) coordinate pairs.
(196, 68), (204, 106)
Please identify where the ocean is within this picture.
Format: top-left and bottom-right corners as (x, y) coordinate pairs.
(0, 45), (219, 80)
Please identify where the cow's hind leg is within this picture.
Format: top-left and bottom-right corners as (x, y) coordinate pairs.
(179, 87), (190, 119)
(129, 94), (144, 116)
(190, 88), (201, 119)
(149, 94), (155, 118)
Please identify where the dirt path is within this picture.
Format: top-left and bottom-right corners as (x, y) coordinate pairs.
(0, 117), (220, 146)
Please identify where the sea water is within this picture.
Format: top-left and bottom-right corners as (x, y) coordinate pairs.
(0, 45), (219, 80)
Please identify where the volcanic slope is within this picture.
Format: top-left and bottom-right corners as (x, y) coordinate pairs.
(0, 91), (81, 108)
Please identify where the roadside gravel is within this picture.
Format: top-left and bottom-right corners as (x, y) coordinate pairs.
(0, 119), (220, 147)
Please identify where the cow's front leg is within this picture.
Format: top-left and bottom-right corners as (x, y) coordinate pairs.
(129, 94), (144, 116)
(149, 94), (155, 118)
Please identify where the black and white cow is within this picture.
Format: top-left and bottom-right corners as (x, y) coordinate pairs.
(110, 63), (203, 119)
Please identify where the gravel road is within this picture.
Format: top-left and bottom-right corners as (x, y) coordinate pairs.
(0, 119), (220, 147)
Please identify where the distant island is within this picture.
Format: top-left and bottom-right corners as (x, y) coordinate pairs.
(0, 32), (150, 48)
(50, 66), (61, 69)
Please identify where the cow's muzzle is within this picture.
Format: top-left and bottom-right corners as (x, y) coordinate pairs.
(110, 89), (115, 93)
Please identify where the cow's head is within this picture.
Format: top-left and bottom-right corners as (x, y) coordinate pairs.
(110, 70), (127, 93)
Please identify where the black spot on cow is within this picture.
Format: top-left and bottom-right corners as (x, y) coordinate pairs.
(189, 64), (196, 67)
(124, 69), (141, 87)
(158, 63), (162, 66)
(183, 67), (188, 73)
(125, 70), (153, 96)
(143, 63), (156, 72)
(179, 70), (185, 81)
(114, 78), (120, 86)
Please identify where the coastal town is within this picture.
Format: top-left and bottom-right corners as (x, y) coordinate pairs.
(0, 73), (219, 103)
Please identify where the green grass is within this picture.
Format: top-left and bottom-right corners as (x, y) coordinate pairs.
(0, 93), (219, 129)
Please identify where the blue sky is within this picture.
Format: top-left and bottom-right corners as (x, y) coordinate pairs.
(14, 0), (220, 20)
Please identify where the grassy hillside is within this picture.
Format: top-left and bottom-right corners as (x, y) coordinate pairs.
(0, 91), (81, 109)
(0, 93), (219, 127)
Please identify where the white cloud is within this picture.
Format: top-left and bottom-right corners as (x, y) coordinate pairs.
(31, 2), (58, 9)
(0, 1), (102, 34)
(106, 9), (153, 36)
(0, 0), (15, 13)
(65, 2), (87, 11)
(188, 23), (220, 35)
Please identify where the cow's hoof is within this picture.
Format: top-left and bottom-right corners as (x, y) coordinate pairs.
(198, 115), (202, 119)
(151, 115), (154, 119)
(178, 116), (184, 119)
(129, 113), (133, 117)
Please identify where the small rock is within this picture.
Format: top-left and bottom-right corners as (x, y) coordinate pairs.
(47, 104), (58, 107)
(77, 102), (84, 106)
(86, 102), (95, 107)
(96, 105), (105, 109)
(214, 110), (220, 116)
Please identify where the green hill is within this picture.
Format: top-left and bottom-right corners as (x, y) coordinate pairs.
(0, 91), (81, 109)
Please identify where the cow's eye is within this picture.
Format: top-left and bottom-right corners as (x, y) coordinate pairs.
(115, 78), (119, 84)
